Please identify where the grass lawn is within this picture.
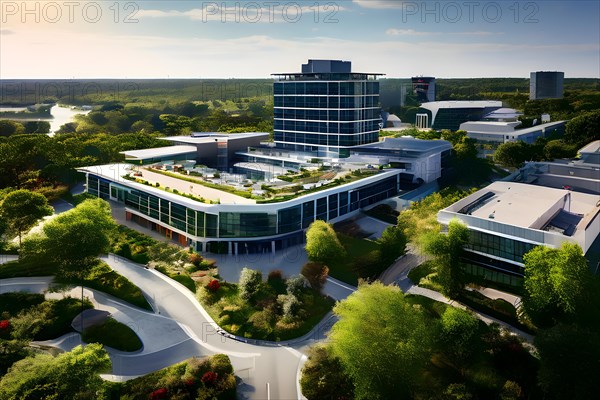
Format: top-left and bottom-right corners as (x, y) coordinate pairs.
(82, 318), (142, 352)
(326, 233), (381, 286)
(8, 297), (94, 341)
(0, 293), (45, 316)
(407, 260), (445, 293)
(155, 266), (197, 293)
(0, 259), (57, 279)
(53, 261), (152, 311)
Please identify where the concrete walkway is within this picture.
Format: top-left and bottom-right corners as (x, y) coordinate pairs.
(0, 277), (209, 372)
(0, 254), (19, 265)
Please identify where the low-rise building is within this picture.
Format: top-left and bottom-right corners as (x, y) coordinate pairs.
(415, 101), (503, 131)
(438, 144), (600, 284)
(438, 181), (600, 285)
(459, 120), (566, 144)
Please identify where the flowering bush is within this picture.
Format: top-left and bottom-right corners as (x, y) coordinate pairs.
(184, 378), (195, 386)
(149, 388), (168, 399)
(201, 371), (218, 386)
(0, 320), (10, 330)
(207, 279), (220, 292)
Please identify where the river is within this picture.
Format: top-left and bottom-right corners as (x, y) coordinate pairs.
(0, 105), (91, 136)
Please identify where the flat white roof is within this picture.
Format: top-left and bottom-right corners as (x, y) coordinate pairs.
(420, 100), (502, 110)
(121, 145), (197, 160)
(579, 140), (600, 154)
(162, 132), (270, 145)
(445, 181), (599, 229)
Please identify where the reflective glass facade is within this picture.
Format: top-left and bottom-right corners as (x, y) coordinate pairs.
(87, 172), (400, 244)
(465, 230), (536, 264)
(274, 78), (382, 156)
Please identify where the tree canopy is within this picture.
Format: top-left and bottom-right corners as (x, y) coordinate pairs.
(421, 219), (469, 298)
(305, 220), (346, 265)
(522, 242), (589, 325)
(20, 198), (115, 277)
(328, 282), (432, 400)
(565, 110), (600, 145)
(0, 344), (111, 400)
(0, 189), (53, 246)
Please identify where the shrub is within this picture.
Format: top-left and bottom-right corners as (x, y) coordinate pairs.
(286, 275), (308, 297)
(280, 294), (301, 319)
(201, 371), (218, 386)
(0, 320), (10, 330)
(189, 253), (203, 267)
(267, 269), (286, 293)
(207, 279), (220, 292)
(301, 262), (329, 291)
(239, 268), (262, 301)
(268, 269), (283, 282)
(149, 388), (168, 400)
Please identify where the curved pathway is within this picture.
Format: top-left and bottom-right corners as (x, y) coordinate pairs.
(101, 254), (324, 400)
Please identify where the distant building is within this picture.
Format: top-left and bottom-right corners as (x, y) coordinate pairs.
(481, 108), (522, 122)
(415, 101), (502, 131)
(530, 71), (564, 100)
(459, 120), (566, 144)
(272, 59), (384, 158)
(412, 77), (436, 103)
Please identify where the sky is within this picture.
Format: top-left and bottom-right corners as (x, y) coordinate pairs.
(1, 0), (599, 78)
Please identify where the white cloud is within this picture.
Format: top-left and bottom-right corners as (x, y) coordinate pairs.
(386, 29), (501, 36)
(136, 3), (347, 23)
(352, 0), (405, 9)
(385, 29), (433, 36)
(1, 28), (598, 79)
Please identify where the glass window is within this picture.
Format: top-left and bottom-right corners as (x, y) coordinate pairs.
(278, 206), (302, 234)
(302, 201), (315, 229)
(206, 214), (218, 238)
(328, 194), (338, 220)
(316, 197), (327, 221)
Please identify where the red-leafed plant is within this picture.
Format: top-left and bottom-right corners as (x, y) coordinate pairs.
(0, 320), (10, 330)
(201, 371), (218, 386)
(207, 279), (220, 292)
(149, 387), (168, 399)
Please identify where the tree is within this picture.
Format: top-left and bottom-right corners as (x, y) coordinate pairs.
(378, 225), (407, 266)
(238, 267), (262, 301)
(300, 345), (355, 400)
(0, 120), (25, 136)
(305, 221), (346, 265)
(421, 219), (469, 298)
(535, 323), (600, 400)
(0, 189), (53, 246)
(0, 344), (111, 399)
(543, 139), (577, 160)
(493, 141), (531, 168)
(301, 262), (329, 291)
(522, 242), (589, 325)
(329, 282), (432, 400)
(565, 110), (600, 144)
(41, 198), (116, 277)
(439, 307), (480, 369)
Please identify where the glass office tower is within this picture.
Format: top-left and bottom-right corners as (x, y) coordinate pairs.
(273, 60), (383, 158)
